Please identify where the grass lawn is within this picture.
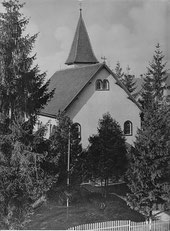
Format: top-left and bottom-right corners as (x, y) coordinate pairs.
(26, 184), (145, 230)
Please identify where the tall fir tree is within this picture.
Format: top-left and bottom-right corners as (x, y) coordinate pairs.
(49, 111), (82, 186)
(115, 61), (124, 83)
(115, 62), (136, 94)
(140, 43), (167, 107)
(0, 0), (53, 125)
(126, 104), (170, 220)
(127, 44), (170, 221)
(0, 0), (54, 228)
(139, 73), (154, 110)
(123, 66), (136, 94)
(87, 113), (127, 192)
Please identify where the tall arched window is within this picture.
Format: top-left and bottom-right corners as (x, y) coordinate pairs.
(96, 79), (103, 90)
(72, 123), (81, 140)
(103, 79), (109, 90)
(124, 120), (133, 136)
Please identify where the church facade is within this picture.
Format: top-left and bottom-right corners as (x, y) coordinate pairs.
(39, 9), (142, 148)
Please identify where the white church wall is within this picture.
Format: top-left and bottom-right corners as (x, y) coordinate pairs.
(66, 68), (141, 148)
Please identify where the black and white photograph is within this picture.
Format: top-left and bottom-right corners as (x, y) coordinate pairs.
(0, 0), (170, 230)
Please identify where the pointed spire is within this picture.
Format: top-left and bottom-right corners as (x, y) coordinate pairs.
(65, 7), (99, 65)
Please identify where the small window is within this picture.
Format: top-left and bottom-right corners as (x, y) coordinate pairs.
(124, 120), (133, 136)
(96, 79), (103, 90)
(37, 120), (42, 129)
(49, 124), (52, 136)
(72, 123), (81, 140)
(103, 79), (109, 90)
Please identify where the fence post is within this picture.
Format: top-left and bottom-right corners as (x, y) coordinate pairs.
(149, 217), (152, 231)
(128, 220), (131, 231)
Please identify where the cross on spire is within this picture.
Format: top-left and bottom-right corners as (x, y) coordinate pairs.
(126, 65), (131, 75)
(101, 56), (107, 64)
(65, 1), (99, 65)
(78, 0), (83, 12)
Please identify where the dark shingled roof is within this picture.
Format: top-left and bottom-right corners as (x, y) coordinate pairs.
(41, 63), (102, 117)
(41, 63), (142, 118)
(65, 11), (99, 65)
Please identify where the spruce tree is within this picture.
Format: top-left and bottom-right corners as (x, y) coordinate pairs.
(127, 44), (170, 221)
(139, 73), (154, 110)
(49, 111), (82, 186)
(0, 0), (54, 228)
(140, 43), (167, 107)
(115, 61), (124, 82)
(0, 0), (53, 124)
(147, 43), (167, 102)
(127, 105), (170, 220)
(115, 62), (136, 94)
(87, 113), (127, 191)
(123, 66), (136, 94)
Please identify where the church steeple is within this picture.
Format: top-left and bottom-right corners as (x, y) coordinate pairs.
(65, 8), (99, 66)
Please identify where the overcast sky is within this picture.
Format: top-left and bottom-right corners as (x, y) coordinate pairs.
(1, 0), (170, 78)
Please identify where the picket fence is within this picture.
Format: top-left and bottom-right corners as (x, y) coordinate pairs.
(68, 220), (170, 231)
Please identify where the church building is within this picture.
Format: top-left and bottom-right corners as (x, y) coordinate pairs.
(39, 8), (142, 148)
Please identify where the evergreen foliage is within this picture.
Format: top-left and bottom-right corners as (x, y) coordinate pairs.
(127, 105), (170, 219)
(0, 0), (53, 123)
(123, 66), (136, 94)
(140, 43), (167, 108)
(115, 61), (124, 82)
(115, 62), (136, 94)
(140, 74), (154, 110)
(49, 111), (82, 186)
(127, 44), (170, 220)
(86, 113), (127, 189)
(0, 0), (54, 228)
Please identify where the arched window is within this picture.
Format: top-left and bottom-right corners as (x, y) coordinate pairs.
(96, 79), (103, 90)
(103, 79), (109, 90)
(49, 124), (52, 135)
(72, 123), (81, 140)
(124, 120), (133, 136)
(37, 120), (42, 129)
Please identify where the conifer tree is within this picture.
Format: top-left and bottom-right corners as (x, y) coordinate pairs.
(87, 113), (127, 191)
(140, 43), (167, 107)
(127, 105), (170, 220)
(0, 0), (54, 228)
(139, 74), (154, 110)
(127, 44), (170, 221)
(115, 62), (136, 94)
(115, 61), (124, 82)
(0, 0), (53, 124)
(49, 111), (82, 186)
(123, 66), (136, 94)
(147, 43), (167, 101)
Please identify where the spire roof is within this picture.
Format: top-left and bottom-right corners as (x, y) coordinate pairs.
(65, 10), (99, 65)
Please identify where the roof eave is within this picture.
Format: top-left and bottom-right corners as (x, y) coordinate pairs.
(38, 111), (57, 119)
(64, 63), (103, 111)
(65, 61), (99, 65)
(102, 64), (143, 112)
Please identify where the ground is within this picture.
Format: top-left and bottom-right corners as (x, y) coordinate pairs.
(26, 183), (145, 230)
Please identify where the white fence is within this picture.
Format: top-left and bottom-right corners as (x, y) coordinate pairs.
(68, 220), (170, 231)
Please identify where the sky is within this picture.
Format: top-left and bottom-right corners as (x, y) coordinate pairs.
(0, 0), (170, 79)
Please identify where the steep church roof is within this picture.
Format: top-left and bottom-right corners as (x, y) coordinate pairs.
(40, 63), (142, 118)
(41, 64), (102, 117)
(65, 10), (99, 65)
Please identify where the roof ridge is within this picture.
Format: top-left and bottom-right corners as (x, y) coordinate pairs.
(73, 11), (81, 64)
